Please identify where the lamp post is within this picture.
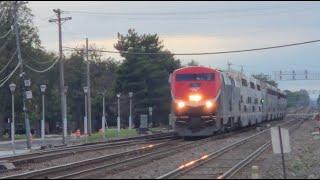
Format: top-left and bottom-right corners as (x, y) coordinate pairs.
(83, 87), (88, 136)
(40, 85), (47, 146)
(9, 83), (16, 154)
(102, 92), (106, 140)
(117, 93), (121, 135)
(129, 92), (133, 129)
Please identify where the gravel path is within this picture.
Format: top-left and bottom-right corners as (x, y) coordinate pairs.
(233, 118), (320, 179)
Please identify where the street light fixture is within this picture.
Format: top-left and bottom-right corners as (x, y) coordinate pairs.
(83, 86), (88, 94)
(129, 92), (133, 129)
(117, 93), (121, 135)
(9, 83), (16, 154)
(40, 85), (47, 93)
(9, 83), (16, 93)
(40, 85), (47, 146)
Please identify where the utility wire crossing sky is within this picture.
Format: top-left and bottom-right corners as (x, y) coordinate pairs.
(21, 1), (320, 98)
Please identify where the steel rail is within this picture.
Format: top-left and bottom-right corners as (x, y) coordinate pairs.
(1, 116), (305, 179)
(53, 130), (248, 179)
(52, 140), (205, 179)
(217, 141), (271, 179)
(0, 132), (175, 163)
(218, 118), (304, 179)
(0, 128), (244, 179)
(156, 118), (301, 179)
(11, 138), (175, 165)
(0, 141), (178, 179)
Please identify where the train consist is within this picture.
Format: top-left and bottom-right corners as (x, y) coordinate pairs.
(169, 66), (287, 137)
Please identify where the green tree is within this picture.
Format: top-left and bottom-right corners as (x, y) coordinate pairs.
(187, 59), (199, 66)
(114, 29), (181, 127)
(252, 74), (278, 87)
(284, 89), (310, 108)
(0, 3), (125, 138)
(0, 1), (46, 137)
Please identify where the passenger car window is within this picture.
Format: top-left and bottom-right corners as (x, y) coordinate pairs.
(242, 79), (248, 87)
(229, 77), (235, 86)
(250, 82), (255, 89)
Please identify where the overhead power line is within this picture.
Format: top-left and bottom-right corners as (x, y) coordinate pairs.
(23, 57), (59, 73)
(63, 39), (320, 56)
(25, 57), (58, 65)
(0, 28), (13, 39)
(0, 49), (17, 74)
(0, 7), (9, 22)
(22, 51), (60, 65)
(0, 62), (21, 87)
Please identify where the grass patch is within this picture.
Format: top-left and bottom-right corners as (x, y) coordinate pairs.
(84, 128), (138, 143)
(1, 134), (30, 141)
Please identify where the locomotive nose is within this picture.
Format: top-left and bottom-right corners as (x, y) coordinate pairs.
(190, 82), (201, 88)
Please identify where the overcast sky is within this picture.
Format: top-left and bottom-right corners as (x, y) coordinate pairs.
(27, 1), (320, 98)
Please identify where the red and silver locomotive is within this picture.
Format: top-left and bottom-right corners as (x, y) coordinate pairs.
(169, 66), (287, 137)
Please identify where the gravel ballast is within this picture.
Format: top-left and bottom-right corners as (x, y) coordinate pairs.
(234, 118), (320, 179)
(97, 128), (273, 179)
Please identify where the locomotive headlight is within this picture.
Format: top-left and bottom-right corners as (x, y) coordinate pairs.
(177, 101), (186, 109)
(205, 101), (214, 108)
(189, 94), (202, 102)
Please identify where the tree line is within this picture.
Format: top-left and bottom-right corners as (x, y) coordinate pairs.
(284, 89), (310, 108)
(0, 2), (181, 138)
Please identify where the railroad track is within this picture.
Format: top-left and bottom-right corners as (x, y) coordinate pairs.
(0, 126), (263, 179)
(0, 113), (308, 179)
(156, 118), (304, 179)
(0, 139), (182, 179)
(0, 132), (175, 165)
(218, 119), (304, 179)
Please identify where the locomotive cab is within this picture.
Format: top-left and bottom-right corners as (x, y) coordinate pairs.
(170, 66), (222, 136)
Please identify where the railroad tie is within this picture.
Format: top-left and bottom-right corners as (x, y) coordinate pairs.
(0, 160), (16, 171)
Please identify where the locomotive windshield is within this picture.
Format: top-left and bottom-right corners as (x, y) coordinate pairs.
(176, 73), (214, 81)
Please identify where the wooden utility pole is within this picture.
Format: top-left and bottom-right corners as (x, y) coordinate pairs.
(85, 38), (92, 135)
(12, 1), (32, 150)
(49, 9), (71, 144)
